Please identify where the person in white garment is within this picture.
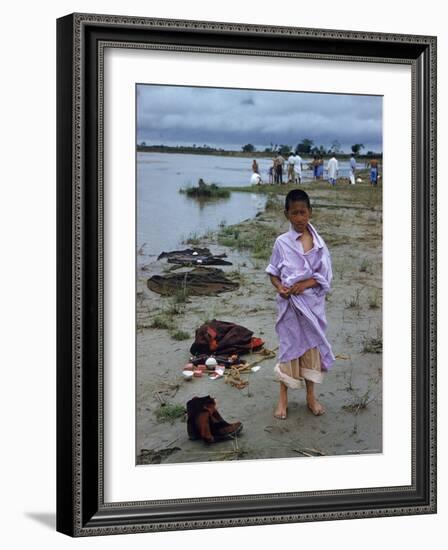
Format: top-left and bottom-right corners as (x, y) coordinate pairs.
(250, 172), (262, 185)
(293, 152), (303, 184)
(327, 154), (339, 186)
(349, 155), (356, 185)
(287, 152), (296, 183)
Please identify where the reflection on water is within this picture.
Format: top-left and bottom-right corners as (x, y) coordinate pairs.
(186, 196), (229, 210)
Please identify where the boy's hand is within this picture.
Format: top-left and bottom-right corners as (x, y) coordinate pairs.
(289, 278), (316, 295)
(276, 284), (290, 299)
(269, 275), (290, 299)
(289, 281), (307, 295)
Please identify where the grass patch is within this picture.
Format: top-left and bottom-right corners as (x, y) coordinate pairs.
(173, 287), (190, 304)
(151, 314), (175, 330)
(250, 232), (275, 260)
(217, 223), (277, 261)
(227, 269), (248, 284)
(180, 182), (230, 199)
(165, 301), (185, 315)
(362, 336), (382, 353)
(221, 184), (286, 195)
(319, 232), (347, 247)
(182, 232), (201, 245)
(136, 322), (152, 330)
(170, 330), (190, 341)
(345, 289), (361, 309)
(368, 290), (381, 309)
(220, 225), (240, 238)
(359, 258), (371, 273)
(344, 368), (355, 392)
(155, 403), (186, 424)
(334, 263), (347, 280)
(343, 390), (374, 413)
(307, 178), (382, 210)
(137, 447), (181, 465)
(265, 195), (283, 211)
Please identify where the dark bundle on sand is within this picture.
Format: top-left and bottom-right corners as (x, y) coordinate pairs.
(157, 247), (232, 266)
(147, 267), (239, 296)
(190, 319), (264, 356)
(158, 247), (209, 260)
(186, 395), (243, 444)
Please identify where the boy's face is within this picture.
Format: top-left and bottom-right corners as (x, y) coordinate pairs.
(284, 200), (311, 234)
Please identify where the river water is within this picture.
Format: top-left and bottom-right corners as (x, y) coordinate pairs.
(137, 152), (364, 256)
(137, 152), (268, 256)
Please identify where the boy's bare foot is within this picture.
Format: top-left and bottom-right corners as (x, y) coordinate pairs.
(274, 382), (288, 419)
(274, 404), (287, 420)
(307, 397), (325, 416)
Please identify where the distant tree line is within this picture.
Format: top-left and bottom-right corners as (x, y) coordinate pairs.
(241, 139), (380, 157)
(137, 140), (381, 158)
(138, 143), (229, 155)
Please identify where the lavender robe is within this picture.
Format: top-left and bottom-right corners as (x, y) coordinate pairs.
(266, 223), (335, 371)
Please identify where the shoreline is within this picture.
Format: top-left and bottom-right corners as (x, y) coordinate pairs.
(137, 147), (383, 161)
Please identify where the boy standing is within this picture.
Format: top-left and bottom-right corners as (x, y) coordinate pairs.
(266, 189), (334, 418)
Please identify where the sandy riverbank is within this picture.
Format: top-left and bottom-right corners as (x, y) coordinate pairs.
(136, 176), (382, 464)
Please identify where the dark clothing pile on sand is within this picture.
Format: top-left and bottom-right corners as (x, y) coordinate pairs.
(147, 267), (239, 296)
(157, 247), (232, 266)
(190, 319), (264, 356)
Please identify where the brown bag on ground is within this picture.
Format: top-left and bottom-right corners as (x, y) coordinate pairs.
(186, 395), (242, 444)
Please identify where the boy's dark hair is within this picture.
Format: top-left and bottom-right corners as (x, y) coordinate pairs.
(285, 189), (311, 211)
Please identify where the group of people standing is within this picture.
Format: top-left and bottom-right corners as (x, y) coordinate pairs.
(252, 152), (304, 185)
(325, 154), (379, 186)
(251, 152), (380, 186)
(269, 151), (302, 184)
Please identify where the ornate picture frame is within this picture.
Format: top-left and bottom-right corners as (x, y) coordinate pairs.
(56, 13), (436, 536)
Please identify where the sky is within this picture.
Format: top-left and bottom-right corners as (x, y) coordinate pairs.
(136, 84), (382, 153)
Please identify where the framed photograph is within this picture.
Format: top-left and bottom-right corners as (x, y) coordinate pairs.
(57, 13), (437, 536)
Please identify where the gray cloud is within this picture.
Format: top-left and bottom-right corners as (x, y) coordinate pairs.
(137, 84), (382, 152)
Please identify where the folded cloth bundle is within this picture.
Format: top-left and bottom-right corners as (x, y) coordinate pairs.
(190, 319), (264, 356)
(148, 268), (239, 296)
(157, 247), (232, 266)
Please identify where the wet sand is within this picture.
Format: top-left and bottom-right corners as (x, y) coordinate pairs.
(136, 176), (382, 464)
